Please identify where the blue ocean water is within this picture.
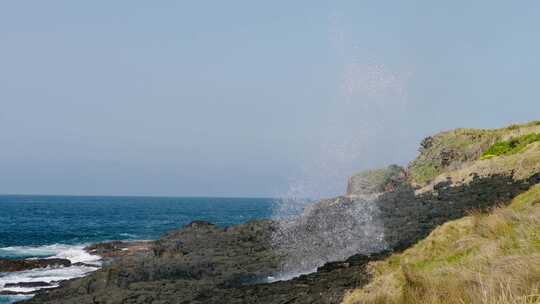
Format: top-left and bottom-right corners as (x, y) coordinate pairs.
(0, 195), (276, 303)
(0, 195), (276, 249)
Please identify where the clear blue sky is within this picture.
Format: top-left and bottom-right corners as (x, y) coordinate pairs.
(1, 1), (539, 197)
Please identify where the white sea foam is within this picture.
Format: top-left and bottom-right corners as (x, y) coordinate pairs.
(0, 265), (98, 293)
(0, 244), (101, 295)
(266, 269), (316, 283)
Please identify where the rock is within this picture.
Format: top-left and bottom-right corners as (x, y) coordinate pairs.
(85, 240), (151, 261)
(4, 282), (53, 288)
(24, 220), (284, 303)
(71, 262), (99, 268)
(346, 164), (406, 196)
(0, 290), (36, 295)
(184, 220), (215, 228)
(0, 258), (71, 272)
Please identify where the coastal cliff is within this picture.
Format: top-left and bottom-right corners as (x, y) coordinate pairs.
(23, 121), (540, 304)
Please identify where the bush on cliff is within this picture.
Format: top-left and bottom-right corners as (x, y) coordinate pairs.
(342, 184), (540, 304)
(481, 133), (540, 160)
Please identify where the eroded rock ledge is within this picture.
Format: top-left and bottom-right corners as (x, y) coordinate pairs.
(0, 258), (71, 273)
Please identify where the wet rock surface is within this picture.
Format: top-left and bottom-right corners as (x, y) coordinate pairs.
(0, 258), (71, 272)
(19, 217), (381, 304)
(5, 282), (54, 288)
(23, 220), (285, 303)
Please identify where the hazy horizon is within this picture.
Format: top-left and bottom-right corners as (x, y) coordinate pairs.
(2, 1), (540, 198)
(0, 192), (279, 199)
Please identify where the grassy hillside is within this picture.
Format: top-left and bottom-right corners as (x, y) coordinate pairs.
(408, 121), (540, 187)
(342, 184), (540, 304)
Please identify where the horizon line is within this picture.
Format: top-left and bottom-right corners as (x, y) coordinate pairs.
(0, 192), (281, 200)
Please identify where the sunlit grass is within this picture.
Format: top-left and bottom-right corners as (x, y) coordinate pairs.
(481, 134), (540, 160)
(343, 185), (540, 304)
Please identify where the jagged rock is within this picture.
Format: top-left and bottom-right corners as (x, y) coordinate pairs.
(0, 290), (36, 295)
(0, 258), (71, 272)
(184, 220), (215, 228)
(5, 282), (53, 288)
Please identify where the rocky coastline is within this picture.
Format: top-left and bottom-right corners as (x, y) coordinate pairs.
(14, 121), (540, 304)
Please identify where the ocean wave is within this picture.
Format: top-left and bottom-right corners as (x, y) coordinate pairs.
(0, 244), (101, 296)
(0, 264), (98, 293)
(0, 244), (101, 265)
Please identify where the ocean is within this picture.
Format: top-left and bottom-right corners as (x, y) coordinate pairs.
(0, 195), (276, 303)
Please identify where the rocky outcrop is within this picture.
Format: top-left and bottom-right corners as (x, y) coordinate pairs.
(24, 245), (387, 304)
(0, 258), (71, 272)
(346, 165), (406, 196)
(0, 282), (56, 296)
(24, 221), (283, 303)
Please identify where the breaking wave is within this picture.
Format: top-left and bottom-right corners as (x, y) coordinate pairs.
(0, 244), (101, 297)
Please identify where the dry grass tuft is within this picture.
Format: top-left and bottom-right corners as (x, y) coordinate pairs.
(343, 185), (540, 304)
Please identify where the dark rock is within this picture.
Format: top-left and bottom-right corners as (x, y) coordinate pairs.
(5, 282), (53, 288)
(0, 258), (71, 272)
(184, 220), (215, 228)
(85, 240), (151, 262)
(71, 262), (99, 268)
(0, 290), (36, 295)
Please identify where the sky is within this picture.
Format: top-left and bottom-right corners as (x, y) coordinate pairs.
(1, 1), (539, 198)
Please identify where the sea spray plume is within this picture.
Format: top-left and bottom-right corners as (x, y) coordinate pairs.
(269, 66), (409, 276)
(269, 166), (407, 276)
(271, 193), (387, 277)
(269, 17), (413, 278)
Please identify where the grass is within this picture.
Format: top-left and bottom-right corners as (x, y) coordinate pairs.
(506, 121), (540, 131)
(407, 128), (495, 186)
(342, 185), (540, 304)
(408, 164), (439, 186)
(481, 134), (540, 160)
(408, 120), (540, 186)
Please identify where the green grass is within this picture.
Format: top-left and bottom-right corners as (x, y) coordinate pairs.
(481, 133), (540, 160)
(408, 164), (439, 185)
(506, 121), (540, 130)
(343, 185), (540, 304)
(408, 120), (540, 186)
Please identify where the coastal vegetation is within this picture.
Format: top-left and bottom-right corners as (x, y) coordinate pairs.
(343, 120), (540, 304)
(481, 133), (540, 160)
(408, 121), (540, 187)
(343, 184), (540, 304)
